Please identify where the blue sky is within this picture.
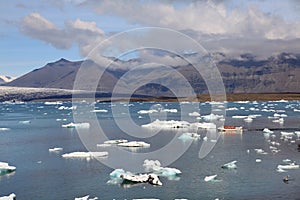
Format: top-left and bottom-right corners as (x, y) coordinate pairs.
(1, 0), (300, 77)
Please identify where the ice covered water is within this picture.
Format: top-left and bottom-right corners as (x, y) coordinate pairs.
(0, 101), (300, 199)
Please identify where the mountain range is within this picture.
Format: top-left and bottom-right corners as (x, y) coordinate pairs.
(5, 52), (300, 97)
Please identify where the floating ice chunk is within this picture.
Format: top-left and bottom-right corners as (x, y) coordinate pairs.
(61, 122), (90, 129)
(276, 168), (287, 173)
(188, 112), (200, 117)
(254, 149), (268, 155)
(277, 163), (299, 170)
(244, 117), (253, 122)
(138, 109), (158, 114)
(104, 139), (128, 144)
(204, 174), (217, 182)
(74, 195), (98, 200)
(178, 133), (200, 141)
(281, 132), (294, 137)
(226, 107), (238, 111)
(221, 161), (237, 169)
(272, 118), (284, 124)
(117, 141), (150, 148)
(133, 199), (160, 200)
(283, 159), (292, 163)
(44, 101), (62, 105)
(143, 159), (181, 177)
(0, 128), (10, 131)
(0, 193), (16, 200)
(62, 151), (108, 159)
(202, 114), (223, 121)
(58, 106), (77, 110)
(255, 159), (262, 163)
(49, 147), (63, 152)
(295, 131), (300, 137)
(121, 173), (162, 186)
(19, 120), (31, 124)
(91, 109), (108, 113)
(0, 162), (16, 175)
(263, 128), (273, 134)
(141, 119), (190, 130)
(232, 115), (248, 119)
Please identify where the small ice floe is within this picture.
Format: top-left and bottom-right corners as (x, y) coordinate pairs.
(255, 159), (262, 163)
(188, 112), (200, 117)
(274, 113), (287, 118)
(254, 149), (268, 155)
(202, 114), (223, 122)
(143, 159), (181, 177)
(0, 128), (10, 131)
(61, 122), (90, 129)
(276, 168), (287, 173)
(104, 139), (128, 144)
(178, 133), (200, 141)
(96, 144), (111, 148)
(0, 193), (16, 200)
(141, 119), (190, 130)
(277, 163), (299, 170)
(117, 141), (150, 148)
(263, 128), (274, 134)
(226, 107), (238, 111)
(272, 118), (284, 124)
(19, 120), (31, 124)
(281, 132), (294, 137)
(244, 117), (253, 123)
(58, 106), (77, 110)
(295, 132), (300, 138)
(62, 152), (108, 159)
(49, 147), (63, 153)
(0, 162), (16, 175)
(204, 174), (218, 182)
(221, 160), (237, 169)
(283, 159), (292, 163)
(91, 109), (108, 113)
(232, 115), (248, 119)
(74, 195), (98, 200)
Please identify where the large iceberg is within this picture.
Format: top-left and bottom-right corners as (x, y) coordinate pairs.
(0, 162), (16, 175)
(0, 193), (16, 200)
(62, 152), (108, 159)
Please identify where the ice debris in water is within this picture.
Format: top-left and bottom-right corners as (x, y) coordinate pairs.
(221, 160), (237, 169)
(0, 193), (16, 200)
(104, 139), (128, 144)
(61, 122), (90, 129)
(91, 109), (108, 113)
(188, 111), (200, 117)
(49, 147), (63, 153)
(18, 120), (31, 124)
(178, 133), (200, 141)
(204, 174), (218, 182)
(62, 152), (108, 159)
(202, 114), (223, 122)
(74, 195), (98, 200)
(254, 149), (268, 155)
(117, 141), (150, 148)
(141, 119), (215, 131)
(0, 162), (16, 175)
(143, 159), (181, 177)
(0, 128), (10, 131)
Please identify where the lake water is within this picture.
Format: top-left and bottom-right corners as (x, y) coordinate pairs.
(0, 100), (300, 199)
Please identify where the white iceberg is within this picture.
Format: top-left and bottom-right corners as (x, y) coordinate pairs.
(202, 114), (223, 121)
(255, 159), (262, 163)
(0, 162), (16, 175)
(75, 195), (98, 200)
(104, 139), (128, 144)
(117, 141), (150, 148)
(49, 147), (63, 152)
(62, 151), (108, 159)
(188, 112), (200, 117)
(143, 159), (181, 177)
(204, 174), (217, 182)
(91, 109), (108, 113)
(254, 149), (268, 155)
(0, 193), (16, 200)
(0, 128), (10, 131)
(244, 117), (253, 122)
(277, 163), (299, 170)
(61, 122), (90, 129)
(221, 161), (237, 169)
(263, 128), (273, 134)
(121, 173), (162, 186)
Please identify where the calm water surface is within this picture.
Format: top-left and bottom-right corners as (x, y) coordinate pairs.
(0, 101), (300, 199)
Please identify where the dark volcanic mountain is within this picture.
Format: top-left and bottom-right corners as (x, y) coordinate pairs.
(6, 53), (300, 96)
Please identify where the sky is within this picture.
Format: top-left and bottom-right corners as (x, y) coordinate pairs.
(1, 0), (300, 77)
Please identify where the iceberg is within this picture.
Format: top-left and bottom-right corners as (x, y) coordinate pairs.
(0, 128), (10, 131)
(202, 114), (223, 121)
(255, 159), (262, 163)
(263, 128), (273, 134)
(91, 109), (108, 113)
(188, 112), (200, 117)
(204, 174), (217, 182)
(61, 122), (90, 129)
(121, 173), (162, 186)
(74, 195), (98, 200)
(178, 133), (200, 141)
(0, 162), (16, 175)
(277, 163), (299, 170)
(62, 151), (108, 159)
(0, 193), (16, 200)
(221, 160), (237, 169)
(244, 117), (253, 122)
(49, 147), (63, 152)
(104, 139), (128, 144)
(117, 141), (150, 148)
(143, 159), (181, 177)
(254, 149), (268, 155)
